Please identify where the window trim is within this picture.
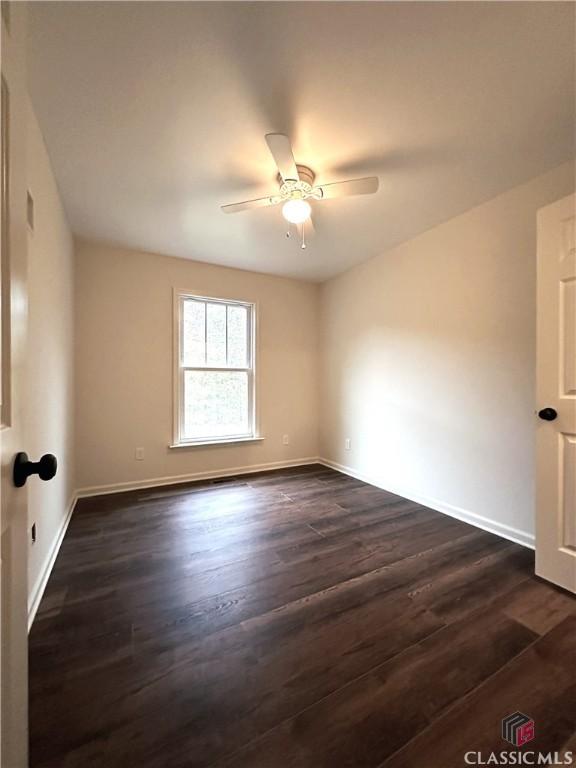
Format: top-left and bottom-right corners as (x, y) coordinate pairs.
(172, 289), (259, 447)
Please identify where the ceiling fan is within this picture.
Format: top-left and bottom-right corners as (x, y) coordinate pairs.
(221, 134), (379, 247)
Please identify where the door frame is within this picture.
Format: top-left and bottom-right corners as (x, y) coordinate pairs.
(1, 3), (30, 765)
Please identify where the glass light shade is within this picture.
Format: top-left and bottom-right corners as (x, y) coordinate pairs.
(282, 199), (311, 224)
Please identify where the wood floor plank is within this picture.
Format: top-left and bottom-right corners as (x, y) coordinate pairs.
(493, 576), (576, 635)
(560, 731), (576, 762)
(216, 606), (538, 768)
(409, 544), (534, 623)
(381, 615), (576, 768)
(29, 465), (575, 768)
(34, 590), (441, 767)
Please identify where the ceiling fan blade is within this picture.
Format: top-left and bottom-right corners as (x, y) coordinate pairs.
(317, 176), (379, 200)
(265, 133), (300, 183)
(221, 195), (279, 214)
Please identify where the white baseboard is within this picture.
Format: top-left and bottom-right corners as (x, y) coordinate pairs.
(76, 457), (322, 499)
(28, 493), (77, 630)
(319, 457), (535, 550)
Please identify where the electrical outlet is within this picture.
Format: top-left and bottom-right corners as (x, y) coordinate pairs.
(135, 447), (144, 461)
(345, 438), (351, 450)
(282, 434), (290, 445)
(31, 523), (37, 544)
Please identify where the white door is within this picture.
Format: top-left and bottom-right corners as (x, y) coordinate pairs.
(1, 3), (30, 766)
(536, 192), (576, 594)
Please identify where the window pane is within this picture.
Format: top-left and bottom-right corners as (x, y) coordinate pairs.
(227, 305), (248, 367)
(206, 303), (227, 366)
(182, 300), (205, 366)
(183, 370), (250, 439)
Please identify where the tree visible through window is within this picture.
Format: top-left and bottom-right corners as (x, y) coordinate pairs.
(177, 295), (255, 442)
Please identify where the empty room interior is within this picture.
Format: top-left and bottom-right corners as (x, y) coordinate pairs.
(1, 2), (576, 767)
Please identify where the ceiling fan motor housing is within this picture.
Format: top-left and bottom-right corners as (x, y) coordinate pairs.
(277, 165), (318, 202)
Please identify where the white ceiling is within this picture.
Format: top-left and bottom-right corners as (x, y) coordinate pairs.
(28, 1), (575, 282)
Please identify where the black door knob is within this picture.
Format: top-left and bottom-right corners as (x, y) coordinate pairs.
(13, 452), (57, 488)
(538, 407), (558, 422)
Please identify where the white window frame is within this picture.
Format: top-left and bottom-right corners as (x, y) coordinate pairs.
(172, 290), (260, 447)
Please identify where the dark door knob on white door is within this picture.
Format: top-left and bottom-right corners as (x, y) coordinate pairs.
(12, 452), (58, 487)
(537, 407), (558, 421)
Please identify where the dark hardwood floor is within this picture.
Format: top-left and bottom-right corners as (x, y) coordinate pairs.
(29, 464), (576, 768)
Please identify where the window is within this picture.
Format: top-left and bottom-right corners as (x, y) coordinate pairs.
(174, 293), (256, 445)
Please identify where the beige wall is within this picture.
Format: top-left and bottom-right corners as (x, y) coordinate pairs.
(319, 162), (575, 545)
(26, 100), (75, 617)
(74, 242), (319, 491)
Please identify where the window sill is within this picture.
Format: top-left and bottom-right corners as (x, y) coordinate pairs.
(169, 436), (265, 449)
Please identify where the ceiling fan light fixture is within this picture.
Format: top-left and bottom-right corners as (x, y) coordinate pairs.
(282, 199), (311, 224)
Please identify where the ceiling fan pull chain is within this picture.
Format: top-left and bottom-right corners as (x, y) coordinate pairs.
(301, 223), (307, 249)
